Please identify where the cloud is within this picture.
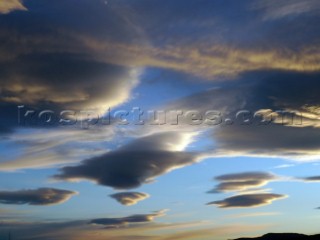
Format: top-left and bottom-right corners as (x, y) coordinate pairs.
(206, 171), (287, 209)
(207, 193), (287, 208)
(273, 164), (296, 169)
(90, 210), (167, 228)
(225, 212), (281, 219)
(53, 132), (199, 189)
(0, 0), (319, 136)
(110, 192), (150, 206)
(81, 37), (320, 79)
(214, 124), (320, 159)
(208, 172), (277, 193)
(0, 220), (88, 240)
(99, 0), (320, 55)
(0, 0), (146, 135)
(54, 0), (320, 83)
(0, 188), (77, 206)
(0, 52), (140, 115)
(164, 71), (320, 160)
(0, 126), (116, 171)
(158, 224), (268, 240)
(215, 172), (277, 182)
(0, 217), (268, 240)
(0, 0), (27, 14)
(300, 176), (320, 182)
(251, 0), (320, 20)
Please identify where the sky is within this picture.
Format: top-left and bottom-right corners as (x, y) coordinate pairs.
(0, 0), (320, 239)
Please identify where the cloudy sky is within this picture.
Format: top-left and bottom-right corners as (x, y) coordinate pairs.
(0, 0), (320, 239)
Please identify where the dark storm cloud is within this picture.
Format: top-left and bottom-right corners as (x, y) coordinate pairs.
(0, 188), (77, 205)
(208, 172), (277, 193)
(110, 192), (149, 206)
(90, 210), (166, 228)
(207, 193), (286, 208)
(54, 132), (198, 189)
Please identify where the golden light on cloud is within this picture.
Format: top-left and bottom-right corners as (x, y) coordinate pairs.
(225, 211), (281, 219)
(49, 222), (269, 240)
(0, 0), (27, 14)
(81, 36), (320, 79)
(0, 1), (319, 239)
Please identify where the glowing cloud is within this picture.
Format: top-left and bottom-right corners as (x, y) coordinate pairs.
(0, 0), (26, 14)
(110, 192), (150, 206)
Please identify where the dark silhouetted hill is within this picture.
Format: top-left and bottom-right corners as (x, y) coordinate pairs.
(233, 233), (320, 240)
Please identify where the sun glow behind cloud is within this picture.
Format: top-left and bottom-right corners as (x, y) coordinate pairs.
(0, 0), (319, 239)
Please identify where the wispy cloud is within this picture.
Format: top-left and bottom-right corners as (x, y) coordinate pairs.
(0, 219), (269, 240)
(0, 127), (115, 171)
(90, 210), (167, 228)
(251, 0), (320, 20)
(273, 164), (296, 169)
(225, 212), (281, 219)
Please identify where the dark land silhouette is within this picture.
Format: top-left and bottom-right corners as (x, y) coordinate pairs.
(233, 233), (320, 240)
